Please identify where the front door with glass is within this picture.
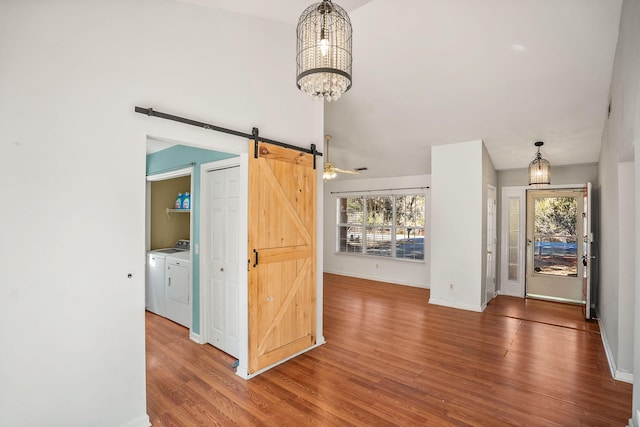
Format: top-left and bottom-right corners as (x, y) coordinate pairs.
(525, 189), (585, 303)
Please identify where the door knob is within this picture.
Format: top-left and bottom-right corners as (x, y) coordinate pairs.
(220, 268), (224, 272)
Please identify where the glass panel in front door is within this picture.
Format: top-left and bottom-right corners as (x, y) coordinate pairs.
(533, 196), (578, 277)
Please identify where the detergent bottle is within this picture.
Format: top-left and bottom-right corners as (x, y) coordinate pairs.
(182, 192), (190, 210)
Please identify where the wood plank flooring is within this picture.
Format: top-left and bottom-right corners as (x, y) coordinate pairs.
(483, 295), (600, 333)
(146, 273), (632, 426)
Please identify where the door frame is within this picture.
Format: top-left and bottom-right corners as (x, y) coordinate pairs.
(499, 184), (586, 299)
(525, 188), (585, 303)
(145, 166), (195, 332)
(500, 186), (526, 297)
(486, 184), (497, 304)
(199, 156), (249, 367)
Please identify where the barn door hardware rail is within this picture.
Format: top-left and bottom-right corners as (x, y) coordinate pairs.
(134, 107), (322, 167)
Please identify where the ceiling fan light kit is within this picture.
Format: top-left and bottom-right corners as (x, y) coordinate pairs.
(323, 135), (362, 181)
(528, 141), (551, 186)
(296, 0), (353, 102)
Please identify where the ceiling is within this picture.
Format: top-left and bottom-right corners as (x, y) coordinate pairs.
(175, 0), (623, 179)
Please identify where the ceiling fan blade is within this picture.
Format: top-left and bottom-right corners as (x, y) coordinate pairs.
(334, 167), (361, 175)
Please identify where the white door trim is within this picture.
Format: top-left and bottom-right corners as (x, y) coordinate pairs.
(146, 166), (192, 181)
(486, 184), (497, 304)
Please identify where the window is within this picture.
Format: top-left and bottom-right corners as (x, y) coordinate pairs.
(507, 197), (520, 281)
(337, 194), (425, 261)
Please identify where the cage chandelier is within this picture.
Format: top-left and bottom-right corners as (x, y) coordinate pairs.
(296, 0), (353, 102)
(528, 141), (551, 186)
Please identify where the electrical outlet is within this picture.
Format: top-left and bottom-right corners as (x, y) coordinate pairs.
(449, 283), (454, 290)
(376, 263), (379, 269)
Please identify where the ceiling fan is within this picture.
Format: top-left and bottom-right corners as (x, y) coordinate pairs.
(323, 135), (365, 180)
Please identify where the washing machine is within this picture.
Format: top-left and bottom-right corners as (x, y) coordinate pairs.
(146, 240), (190, 317)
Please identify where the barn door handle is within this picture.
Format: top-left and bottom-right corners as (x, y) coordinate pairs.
(253, 249), (259, 267)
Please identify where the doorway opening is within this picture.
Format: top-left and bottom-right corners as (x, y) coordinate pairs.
(525, 189), (584, 304)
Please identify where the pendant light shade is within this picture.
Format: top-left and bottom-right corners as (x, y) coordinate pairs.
(296, 0), (352, 102)
(528, 141), (551, 186)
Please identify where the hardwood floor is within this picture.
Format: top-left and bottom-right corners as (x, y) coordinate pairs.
(146, 273), (632, 426)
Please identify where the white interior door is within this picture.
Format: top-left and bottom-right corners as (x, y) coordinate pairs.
(486, 185), (497, 304)
(204, 165), (240, 358)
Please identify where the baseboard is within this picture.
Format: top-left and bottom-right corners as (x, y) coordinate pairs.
(323, 269), (429, 289)
(119, 414), (150, 427)
(428, 297), (484, 313)
(599, 317), (634, 384)
(189, 330), (203, 344)
(499, 288), (525, 298)
(615, 370), (634, 384)
(599, 317), (618, 379)
(236, 341), (326, 380)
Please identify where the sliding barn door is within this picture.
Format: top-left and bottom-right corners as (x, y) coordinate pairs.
(248, 141), (316, 374)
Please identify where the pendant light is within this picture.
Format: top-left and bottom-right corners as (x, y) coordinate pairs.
(528, 141), (551, 186)
(296, 0), (353, 102)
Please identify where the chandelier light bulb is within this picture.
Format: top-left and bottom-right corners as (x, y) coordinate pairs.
(320, 37), (329, 56)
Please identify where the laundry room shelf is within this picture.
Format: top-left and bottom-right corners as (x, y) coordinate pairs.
(166, 208), (191, 219)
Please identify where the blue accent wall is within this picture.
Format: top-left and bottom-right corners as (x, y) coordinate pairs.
(147, 145), (238, 334)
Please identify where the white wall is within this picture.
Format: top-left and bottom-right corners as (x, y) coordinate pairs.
(323, 174), (431, 288)
(618, 162), (635, 377)
(597, 0), (639, 422)
(0, 1), (322, 426)
(498, 163), (599, 188)
(430, 140), (485, 311)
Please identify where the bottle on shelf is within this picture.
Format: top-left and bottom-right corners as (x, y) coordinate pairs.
(175, 193), (183, 209)
(182, 192), (190, 210)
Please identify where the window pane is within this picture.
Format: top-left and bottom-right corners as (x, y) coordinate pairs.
(366, 196), (393, 226)
(533, 196), (578, 276)
(338, 226), (362, 254)
(508, 248), (518, 264)
(508, 197), (520, 282)
(509, 213), (519, 230)
(365, 226), (392, 257)
(339, 197), (364, 224)
(509, 230), (518, 247)
(396, 195), (426, 227)
(509, 197), (519, 215)
(396, 227), (424, 260)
